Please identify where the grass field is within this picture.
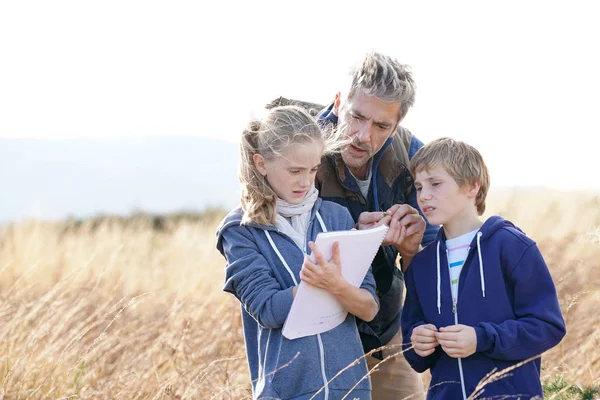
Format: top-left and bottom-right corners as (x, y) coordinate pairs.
(0, 188), (598, 399)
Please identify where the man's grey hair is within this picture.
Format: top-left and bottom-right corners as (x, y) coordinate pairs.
(347, 52), (416, 122)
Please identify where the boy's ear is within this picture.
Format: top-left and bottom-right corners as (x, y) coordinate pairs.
(466, 181), (481, 199)
(253, 154), (268, 176)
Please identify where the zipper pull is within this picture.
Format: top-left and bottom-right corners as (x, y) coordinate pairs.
(452, 302), (457, 314)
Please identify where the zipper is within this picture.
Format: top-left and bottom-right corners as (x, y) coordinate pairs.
(447, 249), (468, 400)
(317, 334), (329, 400)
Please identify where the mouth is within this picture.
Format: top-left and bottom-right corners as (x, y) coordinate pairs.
(422, 206), (436, 215)
(292, 190), (307, 197)
(348, 144), (369, 156)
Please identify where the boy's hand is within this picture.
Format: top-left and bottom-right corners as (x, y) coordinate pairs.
(411, 324), (439, 357)
(436, 324), (477, 358)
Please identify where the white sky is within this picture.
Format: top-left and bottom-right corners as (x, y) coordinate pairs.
(1, 1), (599, 189)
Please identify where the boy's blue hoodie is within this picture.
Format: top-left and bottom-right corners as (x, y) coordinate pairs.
(216, 198), (377, 400)
(401, 216), (566, 399)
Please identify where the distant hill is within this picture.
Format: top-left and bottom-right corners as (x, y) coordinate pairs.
(0, 136), (240, 223)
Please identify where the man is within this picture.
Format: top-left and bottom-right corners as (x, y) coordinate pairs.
(317, 52), (437, 399)
(267, 52), (437, 399)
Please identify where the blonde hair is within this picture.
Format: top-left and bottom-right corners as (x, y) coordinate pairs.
(409, 137), (490, 215)
(239, 106), (332, 226)
(346, 51), (416, 122)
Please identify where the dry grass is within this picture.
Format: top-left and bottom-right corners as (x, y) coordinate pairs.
(0, 188), (598, 399)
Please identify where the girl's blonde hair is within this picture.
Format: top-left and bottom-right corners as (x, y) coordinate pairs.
(409, 137), (490, 215)
(239, 105), (342, 226)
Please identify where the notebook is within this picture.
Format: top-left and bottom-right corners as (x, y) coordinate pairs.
(282, 224), (389, 340)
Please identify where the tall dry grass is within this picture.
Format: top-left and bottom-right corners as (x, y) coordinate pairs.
(0, 188), (598, 399)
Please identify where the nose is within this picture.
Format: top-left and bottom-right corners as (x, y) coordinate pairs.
(419, 186), (432, 202)
(299, 173), (311, 187)
(354, 122), (371, 144)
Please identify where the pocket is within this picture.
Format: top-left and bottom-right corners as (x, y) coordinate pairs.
(271, 336), (323, 398)
(491, 359), (518, 394)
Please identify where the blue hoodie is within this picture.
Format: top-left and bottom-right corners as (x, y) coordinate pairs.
(401, 216), (566, 399)
(216, 199), (377, 400)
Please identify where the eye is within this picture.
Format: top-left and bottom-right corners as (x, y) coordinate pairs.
(432, 182), (440, 187)
(376, 124), (388, 130)
(415, 186), (422, 192)
(289, 170), (300, 175)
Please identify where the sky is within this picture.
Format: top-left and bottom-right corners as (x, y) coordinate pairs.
(1, 0), (599, 190)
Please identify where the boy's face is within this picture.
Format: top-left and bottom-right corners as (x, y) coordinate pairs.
(414, 166), (479, 228)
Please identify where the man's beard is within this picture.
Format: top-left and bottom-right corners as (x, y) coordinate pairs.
(341, 138), (372, 169)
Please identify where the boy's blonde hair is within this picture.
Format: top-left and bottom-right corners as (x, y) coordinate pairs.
(409, 137), (490, 215)
(239, 106), (335, 226)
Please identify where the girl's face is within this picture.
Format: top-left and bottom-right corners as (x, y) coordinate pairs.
(254, 141), (323, 205)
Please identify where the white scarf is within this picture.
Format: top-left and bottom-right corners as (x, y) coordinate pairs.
(275, 186), (319, 250)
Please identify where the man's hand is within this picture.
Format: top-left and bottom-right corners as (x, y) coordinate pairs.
(436, 324), (477, 358)
(300, 241), (345, 293)
(357, 210), (392, 230)
(411, 324), (439, 357)
(385, 204), (425, 262)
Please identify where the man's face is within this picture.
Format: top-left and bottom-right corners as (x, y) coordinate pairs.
(338, 91), (401, 179)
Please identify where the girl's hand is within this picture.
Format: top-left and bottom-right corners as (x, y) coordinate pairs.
(300, 241), (345, 294)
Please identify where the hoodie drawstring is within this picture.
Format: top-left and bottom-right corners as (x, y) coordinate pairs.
(477, 232), (485, 297)
(435, 231), (486, 313)
(436, 241), (441, 314)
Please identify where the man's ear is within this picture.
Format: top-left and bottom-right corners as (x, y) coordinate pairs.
(332, 92), (341, 117)
(253, 153), (268, 176)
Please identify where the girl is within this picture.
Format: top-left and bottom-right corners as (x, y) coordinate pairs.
(216, 106), (379, 400)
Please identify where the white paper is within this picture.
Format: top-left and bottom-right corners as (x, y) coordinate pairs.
(282, 224), (389, 340)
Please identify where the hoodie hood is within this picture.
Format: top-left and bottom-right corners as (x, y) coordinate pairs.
(433, 215), (521, 247)
(215, 199), (324, 256)
(431, 216), (523, 314)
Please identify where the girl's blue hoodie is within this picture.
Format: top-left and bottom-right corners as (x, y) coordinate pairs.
(216, 199), (377, 400)
(401, 216), (566, 399)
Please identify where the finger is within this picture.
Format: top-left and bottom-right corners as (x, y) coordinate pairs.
(436, 331), (459, 341)
(331, 242), (341, 265)
(308, 242), (326, 265)
(437, 339), (459, 348)
(404, 221), (425, 238)
(397, 225), (407, 244)
(300, 268), (312, 282)
(417, 349), (435, 357)
(415, 335), (438, 344)
(413, 341), (434, 350)
(374, 215), (392, 227)
(302, 262), (319, 275)
(391, 204), (415, 220)
(439, 325), (463, 333)
(415, 325), (437, 336)
(386, 204), (401, 216)
(441, 347), (459, 358)
(358, 211), (384, 225)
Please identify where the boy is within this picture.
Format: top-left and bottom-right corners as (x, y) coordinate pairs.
(401, 137), (566, 399)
